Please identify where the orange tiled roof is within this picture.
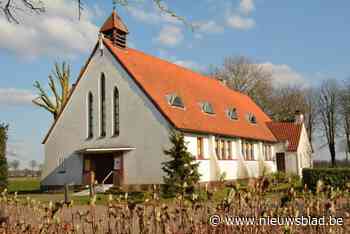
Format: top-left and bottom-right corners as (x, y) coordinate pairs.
(267, 122), (302, 152)
(100, 10), (129, 33)
(103, 39), (277, 142)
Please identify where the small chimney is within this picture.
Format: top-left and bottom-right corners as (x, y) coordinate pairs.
(294, 110), (304, 124)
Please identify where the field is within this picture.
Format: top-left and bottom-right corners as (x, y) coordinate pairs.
(7, 177), (110, 205)
(0, 176), (349, 233)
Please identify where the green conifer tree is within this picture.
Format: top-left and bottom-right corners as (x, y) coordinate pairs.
(0, 123), (9, 191)
(162, 131), (200, 197)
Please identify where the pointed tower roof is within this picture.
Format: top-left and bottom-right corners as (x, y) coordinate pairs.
(100, 10), (129, 34)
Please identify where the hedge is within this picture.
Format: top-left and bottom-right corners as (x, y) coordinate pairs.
(302, 168), (350, 190)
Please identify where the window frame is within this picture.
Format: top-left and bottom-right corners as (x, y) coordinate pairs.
(227, 141), (232, 159)
(166, 94), (185, 109)
(197, 137), (204, 159)
(201, 102), (215, 115)
(87, 92), (94, 139)
(215, 138), (219, 159)
(100, 73), (106, 137)
(112, 87), (120, 137)
(247, 113), (257, 124)
(227, 107), (238, 120)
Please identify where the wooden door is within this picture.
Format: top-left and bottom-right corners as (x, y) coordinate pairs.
(113, 154), (123, 186)
(276, 153), (286, 172)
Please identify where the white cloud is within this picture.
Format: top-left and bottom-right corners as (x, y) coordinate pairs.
(260, 63), (306, 86)
(155, 25), (183, 47)
(0, 0), (99, 59)
(193, 20), (224, 34)
(173, 60), (205, 71)
(226, 15), (255, 30)
(127, 5), (180, 25)
(158, 50), (205, 72)
(239, 0), (255, 15)
(0, 88), (36, 106)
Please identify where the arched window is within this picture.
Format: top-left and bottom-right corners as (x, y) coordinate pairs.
(87, 92), (93, 138)
(100, 73), (106, 137)
(113, 87), (120, 136)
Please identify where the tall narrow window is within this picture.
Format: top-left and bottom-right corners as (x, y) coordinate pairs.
(221, 140), (225, 159)
(197, 137), (203, 159)
(113, 87), (120, 136)
(246, 142), (250, 160)
(88, 92), (93, 138)
(215, 139), (219, 159)
(250, 143), (255, 160)
(100, 74), (106, 137)
(241, 141), (245, 159)
(228, 141), (232, 159)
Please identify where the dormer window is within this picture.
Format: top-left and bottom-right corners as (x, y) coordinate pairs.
(247, 113), (257, 124)
(201, 102), (215, 114)
(166, 94), (184, 108)
(227, 107), (238, 120)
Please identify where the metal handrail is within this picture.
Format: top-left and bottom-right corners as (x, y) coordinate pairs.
(102, 170), (114, 185)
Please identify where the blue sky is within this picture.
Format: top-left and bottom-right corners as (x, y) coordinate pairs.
(0, 0), (349, 166)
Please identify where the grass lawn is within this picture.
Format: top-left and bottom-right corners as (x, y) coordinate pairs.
(8, 177), (41, 193)
(7, 177), (110, 205)
(6, 177), (286, 205)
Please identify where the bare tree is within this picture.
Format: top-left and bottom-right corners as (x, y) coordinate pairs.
(0, 0), (45, 23)
(9, 160), (19, 171)
(210, 56), (273, 112)
(317, 79), (340, 167)
(304, 87), (319, 150)
(33, 62), (71, 120)
(29, 160), (37, 177)
(267, 85), (308, 122)
(1, 0), (187, 25)
(339, 78), (350, 161)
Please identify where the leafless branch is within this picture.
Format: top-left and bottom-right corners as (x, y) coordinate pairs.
(1, 0), (190, 29)
(0, 0), (45, 23)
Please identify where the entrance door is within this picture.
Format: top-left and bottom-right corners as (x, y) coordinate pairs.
(113, 154), (123, 186)
(276, 153), (286, 172)
(94, 155), (114, 184)
(83, 154), (114, 184)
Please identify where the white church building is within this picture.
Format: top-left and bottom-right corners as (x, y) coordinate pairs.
(41, 11), (312, 188)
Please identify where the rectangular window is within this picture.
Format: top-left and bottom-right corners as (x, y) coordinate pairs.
(113, 87), (120, 136)
(197, 137), (204, 159)
(100, 74), (106, 137)
(251, 143), (255, 160)
(228, 141), (232, 159)
(246, 142), (250, 160)
(58, 157), (66, 173)
(241, 141), (245, 159)
(221, 140), (225, 160)
(87, 92), (94, 138)
(263, 145), (272, 161)
(215, 139), (219, 159)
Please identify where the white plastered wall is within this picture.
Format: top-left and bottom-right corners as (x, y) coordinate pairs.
(42, 44), (173, 186)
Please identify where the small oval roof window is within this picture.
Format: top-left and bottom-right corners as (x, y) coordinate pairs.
(201, 102), (215, 114)
(166, 94), (184, 108)
(247, 113), (257, 124)
(227, 107), (238, 120)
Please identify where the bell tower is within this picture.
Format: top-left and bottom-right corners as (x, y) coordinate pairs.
(100, 10), (129, 48)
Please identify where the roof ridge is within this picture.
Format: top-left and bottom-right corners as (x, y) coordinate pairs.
(268, 121), (302, 125)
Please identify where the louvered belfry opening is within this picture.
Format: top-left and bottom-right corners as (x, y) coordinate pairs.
(100, 10), (129, 48)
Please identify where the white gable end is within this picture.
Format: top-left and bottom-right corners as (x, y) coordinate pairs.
(42, 44), (173, 186)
